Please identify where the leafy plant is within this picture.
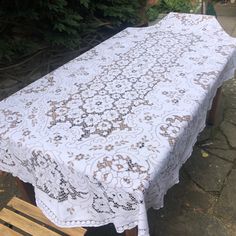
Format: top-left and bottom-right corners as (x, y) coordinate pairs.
(147, 6), (160, 22)
(163, 0), (192, 12)
(0, 0), (146, 64)
(147, 0), (192, 22)
(91, 0), (146, 27)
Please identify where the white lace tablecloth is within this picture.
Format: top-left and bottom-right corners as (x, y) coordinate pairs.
(1, 13), (236, 236)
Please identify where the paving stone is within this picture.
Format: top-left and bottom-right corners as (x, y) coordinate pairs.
(197, 126), (213, 142)
(214, 170), (236, 224)
(166, 181), (215, 215)
(148, 175), (218, 235)
(201, 130), (229, 150)
(224, 109), (236, 126)
(16, 71), (44, 84)
(153, 170), (215, 220)
(223, 88), (236, 98)
(224, 96), (236, 109)
(0, 90), (7, 101)
(220, 121), (236, 148)
(206, 149), (236, 162)
(184, 147), (232, 192)
(148, 210), (228, 236)
(27, 72), (44, 83)
(0, 78), (18, 89)
(223, 78), (236, 96)
(86, 224), (122, 236)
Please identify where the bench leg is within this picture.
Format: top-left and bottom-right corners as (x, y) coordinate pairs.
(125, 227), (138, 236)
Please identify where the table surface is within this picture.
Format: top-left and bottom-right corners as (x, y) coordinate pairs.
(0, 13), (236, 236)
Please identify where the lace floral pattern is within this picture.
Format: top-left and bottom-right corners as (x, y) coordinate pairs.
(0, 13), (236, 236)
(45, 29), (200, 141)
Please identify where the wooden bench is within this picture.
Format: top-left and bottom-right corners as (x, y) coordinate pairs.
(0, 197), (86, 236)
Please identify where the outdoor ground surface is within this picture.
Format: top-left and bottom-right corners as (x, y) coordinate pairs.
(1, 2), (236, 236)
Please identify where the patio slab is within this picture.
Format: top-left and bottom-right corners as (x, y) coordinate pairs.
(206, 149), (236, 162)
(184, 147), (232, 192)
(214, 169), (236, 224)
(200, 130), (229, 150)
(224, 108), (236, 126)
(149, 210), (228, 236)
(220, 121), (236, 148)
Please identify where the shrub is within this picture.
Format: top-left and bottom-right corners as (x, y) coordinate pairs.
(163, 0), (192, 12)
(147, 0), (192, 21)
(0, 0), (146, 64)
